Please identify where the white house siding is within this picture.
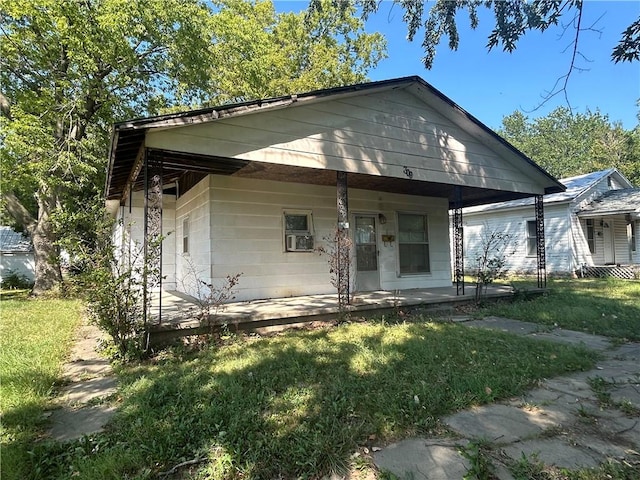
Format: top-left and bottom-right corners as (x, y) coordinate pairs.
(175, 176), (212, 296)
(462, 204), (572, 274)
(0, 252), (35, 282)
(146, 88), (548, 197)
(114, 191), (177, 290)
(204, 175), (451, 302)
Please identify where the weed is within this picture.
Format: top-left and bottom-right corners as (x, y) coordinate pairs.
(510, 452), (549, 480)
(460, 439), (495, 480)
(587, 376), (613, 407)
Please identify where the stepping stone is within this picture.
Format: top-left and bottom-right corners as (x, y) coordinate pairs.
(543, 376), (594, 399)
(48, 405), (116, 442)
(610, 383), (640, 409)
(463, 317), (542, 335)
(501, 438), (602, 469)
(58, 376), (117, 405)
(374, 438), (470, 480)
(530, 329), (611, 351)
(444, 404), (558, 444)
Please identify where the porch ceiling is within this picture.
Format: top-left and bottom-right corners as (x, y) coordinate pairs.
(117, 147), (538, 209)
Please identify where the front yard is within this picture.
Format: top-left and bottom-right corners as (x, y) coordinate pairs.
(2, 277), (638, 479)
(479, 277), (640, 341)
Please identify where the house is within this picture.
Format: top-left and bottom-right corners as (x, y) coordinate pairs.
(104, 76), (564, 319)
(0, 226), (35, 285)
(460, 168), (639, 278)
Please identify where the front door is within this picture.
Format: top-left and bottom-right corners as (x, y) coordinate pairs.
(603, 219), (615, 264)
(354, 215), (380, 291)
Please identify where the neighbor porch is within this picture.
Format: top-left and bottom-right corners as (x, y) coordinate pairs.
(147, 284), (541, 346)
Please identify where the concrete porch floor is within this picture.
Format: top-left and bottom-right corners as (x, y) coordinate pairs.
(148, 284), (537, 346)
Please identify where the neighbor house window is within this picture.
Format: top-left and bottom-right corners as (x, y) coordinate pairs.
(182, 217), (189, 254)
(632, 221), (637, 252)
(526, 220), (537, 256)
(284, 210), (314, 252)
(398, 213), (430, 274)
(586, 219), (595, 254)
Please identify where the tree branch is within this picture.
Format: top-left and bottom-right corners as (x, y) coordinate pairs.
(2, 192), (36, 234)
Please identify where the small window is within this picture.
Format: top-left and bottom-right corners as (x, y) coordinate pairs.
(586, 219), (595, 254)
(398, 213), (430, 274)
(284, 210), (314, 252)
(182, 217), (189, 254)
(632, 221), (637, 252)
(526, 220), (537, 256)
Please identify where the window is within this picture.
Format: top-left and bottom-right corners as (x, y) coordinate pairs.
(632, 221), (637, 252)
(284, 210), (314, 251)
(398, 213), (430, 274)
(182, 217), (189, 254)
(526, 220), (537, 256)
(586, 219), (595, 254)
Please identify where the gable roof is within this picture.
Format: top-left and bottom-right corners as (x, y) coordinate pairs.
(463, 168), (628, 214)
(577, 189), (640, 218)
(0, 226), (32, 253)
(106, 76), (564, 206)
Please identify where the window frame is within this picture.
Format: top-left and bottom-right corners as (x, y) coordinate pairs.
(586, 219), (596, 254)
(182, 217), (190, 254)
(283, 209), (314, 252)
(631, 221), (637, 253)
(526, 219), (537, 257)
(396, 212), (431, 275)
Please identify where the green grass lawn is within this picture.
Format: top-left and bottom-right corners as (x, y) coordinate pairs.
(478, 277), (640, 341)
(30, 319), (598, 479)
(6, 278), (637, 479)
(0, 291), (83, 480)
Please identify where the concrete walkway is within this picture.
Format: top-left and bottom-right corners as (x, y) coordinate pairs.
(46, 323), (117, 442)
(374, 316), (640, 479)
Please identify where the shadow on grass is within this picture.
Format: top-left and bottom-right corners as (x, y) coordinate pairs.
(27, 320), (597, 479)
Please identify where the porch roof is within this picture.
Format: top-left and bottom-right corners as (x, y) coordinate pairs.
(106, 76), (564, 209)
(577, 188), (640, 219)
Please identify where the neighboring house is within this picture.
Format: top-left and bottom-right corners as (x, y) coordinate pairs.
(460, 168), (639, 277)
(105, 76), (563, 308)
(0, 226), (35, 284)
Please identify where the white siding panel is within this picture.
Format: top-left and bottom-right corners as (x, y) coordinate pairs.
(175, 177), (212, 297)
(462, 204), (573, 274)
(146, 89), (545, 195)
(204, 175), (452, 302)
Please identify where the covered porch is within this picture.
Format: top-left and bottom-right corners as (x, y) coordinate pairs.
(148, 283), (537, 346)
(577, 188), (640, 278)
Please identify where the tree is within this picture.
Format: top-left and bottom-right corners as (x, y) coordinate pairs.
(0, 0), (386, 295)
(208, 0), (386, 103)
(316, 0), (639, 107)
(499, 107), (640, 186)
(350, 0), (639, 67)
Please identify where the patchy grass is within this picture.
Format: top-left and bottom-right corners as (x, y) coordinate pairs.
(29, 318), (597, 479)
(0, 291), (83, 480)
(477, 278), (640, 341)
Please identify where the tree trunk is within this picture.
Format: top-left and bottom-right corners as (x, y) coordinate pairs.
(2, 188), (63, 295)
(31, 186), (63, 295)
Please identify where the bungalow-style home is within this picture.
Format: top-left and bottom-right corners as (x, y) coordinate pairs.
(0, 226), (35, 286)
(105, 76), (564, 320)
(460, 168), (640, 278)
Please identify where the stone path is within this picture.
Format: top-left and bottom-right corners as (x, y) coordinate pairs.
(46, 323), (117, 442)
(374, 316), (640, 479)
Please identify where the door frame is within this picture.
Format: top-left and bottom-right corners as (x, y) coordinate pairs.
(353, 213), (381, 291)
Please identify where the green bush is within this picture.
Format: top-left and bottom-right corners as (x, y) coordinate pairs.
(0, 270), (34, 290)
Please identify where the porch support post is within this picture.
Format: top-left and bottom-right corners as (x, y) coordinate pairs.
(143, 149), (163, 338)
(336, 171), (350, 306)
(535, 194), (546, 288)
(453, 186), (465, 295)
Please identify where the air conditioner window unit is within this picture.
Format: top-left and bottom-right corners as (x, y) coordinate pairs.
(286, 234), (314, 252)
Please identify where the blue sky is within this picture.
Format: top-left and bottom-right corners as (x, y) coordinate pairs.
(276, 1), (640, 130)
